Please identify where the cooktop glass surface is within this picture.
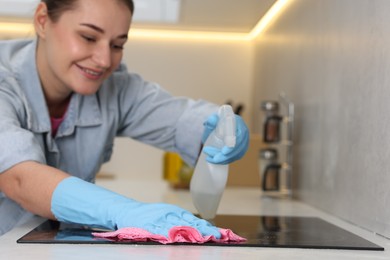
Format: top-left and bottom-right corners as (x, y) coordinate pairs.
(17, 215), (384, 251)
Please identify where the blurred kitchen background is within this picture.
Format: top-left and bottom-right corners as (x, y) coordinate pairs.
(1, 0), (390, 239)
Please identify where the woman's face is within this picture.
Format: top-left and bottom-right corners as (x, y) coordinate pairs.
(36, 0), (132, 98)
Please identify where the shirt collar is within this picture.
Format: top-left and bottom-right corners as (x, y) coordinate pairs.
(57, 93), (103, 137)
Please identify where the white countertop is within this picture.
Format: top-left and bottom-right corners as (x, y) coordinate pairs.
(1, 179), (389, 260)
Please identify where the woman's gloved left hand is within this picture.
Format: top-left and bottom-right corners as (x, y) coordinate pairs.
(201, 113), (249, 164)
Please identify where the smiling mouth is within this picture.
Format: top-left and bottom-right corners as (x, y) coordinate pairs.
(77, 65), (104, 79)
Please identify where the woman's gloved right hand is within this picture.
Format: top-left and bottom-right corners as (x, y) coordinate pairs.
(201, 113), (249, 164)
(51, 177), (221, 238)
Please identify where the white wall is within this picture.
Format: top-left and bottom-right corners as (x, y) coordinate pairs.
(100, 37), (254, 180)
(253, 0), (390, 238)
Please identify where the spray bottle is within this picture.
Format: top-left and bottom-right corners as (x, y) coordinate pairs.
(190, 105), (236, 220)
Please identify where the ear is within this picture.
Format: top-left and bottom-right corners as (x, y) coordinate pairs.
(34, 2), (50, 39)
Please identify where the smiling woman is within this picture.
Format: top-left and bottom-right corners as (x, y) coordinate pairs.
(35, 0), (132, 104)
(0, 0), (249, 236)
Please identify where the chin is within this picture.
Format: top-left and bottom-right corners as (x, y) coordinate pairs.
(74, 87), (100, 96)
(69, 77), (104, 96)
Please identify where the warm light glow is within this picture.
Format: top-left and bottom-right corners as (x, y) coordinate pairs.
(0, 22), (34, 36)
(129, 0), (291, 41)
(247, 0), (292, 40)
(130, 29), (247, 41)
(0, 0), (291, 41)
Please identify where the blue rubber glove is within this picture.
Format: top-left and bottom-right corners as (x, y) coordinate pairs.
(51, 177), (221, 238)
(201, 113), (249, 164)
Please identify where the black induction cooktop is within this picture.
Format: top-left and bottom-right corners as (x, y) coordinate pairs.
(17, 215), (384, 251)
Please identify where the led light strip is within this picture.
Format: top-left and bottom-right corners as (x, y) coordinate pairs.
(247, 0), (291, 40)
(0, 22), (34, 35)
(0, 0), (291, 41)
(129, 29), (247, 41)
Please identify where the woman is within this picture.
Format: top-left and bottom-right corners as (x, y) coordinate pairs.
(0, 0), (249, 236)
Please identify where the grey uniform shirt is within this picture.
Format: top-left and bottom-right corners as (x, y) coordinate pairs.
(0, 38), (218, 235)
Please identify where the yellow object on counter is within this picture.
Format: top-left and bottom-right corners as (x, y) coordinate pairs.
(163, 152), (193, 189)
(163, 152), (182, 184)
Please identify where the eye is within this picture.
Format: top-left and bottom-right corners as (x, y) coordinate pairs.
(111, 44), (124, 50)
(81, 35), (96, 42)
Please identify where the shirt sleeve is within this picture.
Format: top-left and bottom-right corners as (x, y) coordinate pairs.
(108, 67), (218, 166)
(0, 78), (46, 173)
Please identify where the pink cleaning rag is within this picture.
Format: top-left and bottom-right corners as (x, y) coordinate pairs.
(92, 226), (246, 244)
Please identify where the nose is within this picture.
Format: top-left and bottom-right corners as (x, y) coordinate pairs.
(92, 43), (111, 69)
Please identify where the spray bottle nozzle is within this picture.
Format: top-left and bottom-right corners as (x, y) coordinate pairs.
(216, 105), (236, 148)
